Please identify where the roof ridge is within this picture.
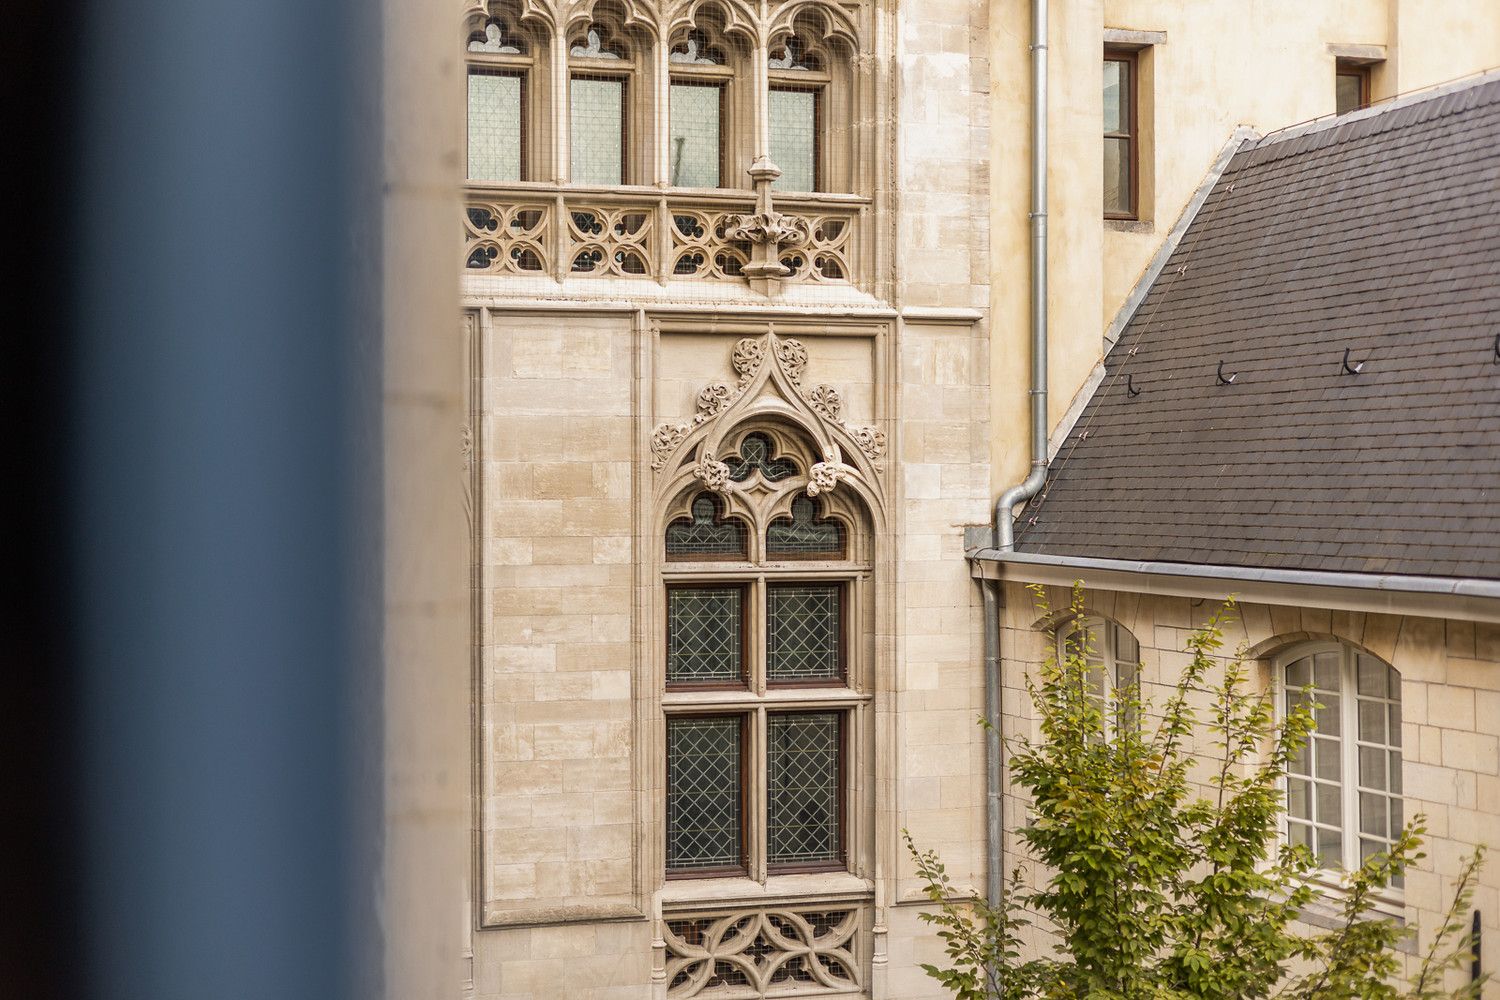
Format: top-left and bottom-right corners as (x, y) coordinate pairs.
(1247, 66), (1500, 151)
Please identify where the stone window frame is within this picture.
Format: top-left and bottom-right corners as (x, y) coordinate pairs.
(665, 6), (744, 189)
(660, 423), (873, 885)
(1274, 640), (1405, 909)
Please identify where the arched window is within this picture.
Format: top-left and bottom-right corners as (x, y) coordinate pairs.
(1280, 643), (1403, 882)
(766, 12), (850, 193)
(466, 5), (540, 182)
(1056, 615), (1140, 737)
(568, 5), (645, 185)
(661, 427), (870, 880)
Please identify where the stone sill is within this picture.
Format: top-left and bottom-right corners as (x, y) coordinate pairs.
(661, 871), (873, 909)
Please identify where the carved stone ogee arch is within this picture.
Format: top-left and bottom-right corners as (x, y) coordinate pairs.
(650, 333), (886, 517)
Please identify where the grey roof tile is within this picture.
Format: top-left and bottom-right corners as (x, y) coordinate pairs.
(1014, 77), (1500, 579)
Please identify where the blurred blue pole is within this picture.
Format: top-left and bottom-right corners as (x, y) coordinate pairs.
(74, 0), (380, 997)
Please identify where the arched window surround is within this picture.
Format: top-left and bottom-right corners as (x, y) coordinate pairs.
(1052, 613), (1142, 740)
(1273, 640), (1405, 897)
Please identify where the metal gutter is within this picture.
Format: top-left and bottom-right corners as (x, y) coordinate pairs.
(969, 549), (1500, 622)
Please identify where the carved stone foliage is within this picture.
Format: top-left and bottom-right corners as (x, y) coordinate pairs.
(663, 906), (861, 998)
(648, 333), (885, 474)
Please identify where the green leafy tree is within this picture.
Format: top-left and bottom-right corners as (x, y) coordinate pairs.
(905, 583), (1487, 1000)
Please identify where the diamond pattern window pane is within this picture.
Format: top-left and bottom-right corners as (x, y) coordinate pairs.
(669, 81), (722, 188)
(767, 713), (841, 866)
(767, 495), (843, 557)
(666, 494), (746, 559)
(769, 87), (817, 192)
(571, 75), (624, 185)
(667, 717), (743, 871)
(767, 583), (841, 682)
(668, 587), (743, 684)
(726, 433), (798, 482)
(468, 71), (523, 181)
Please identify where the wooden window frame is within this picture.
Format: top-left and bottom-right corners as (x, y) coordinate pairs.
(1335, 60), (1372, 116)
(665, 581), (751, 691)
(668, 71), (731, 190)
(765, 580), (848, 689)
(765, 709), (847, 875)
(665, 712), (751, 879)
(768, 82), (825, 194)
(1103, 47), (1139, 220)
(465, 46), (532, 183)
(568, 69), (632, 186)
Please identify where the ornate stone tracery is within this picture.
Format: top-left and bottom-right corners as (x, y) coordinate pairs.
(663, 906), (863, 998)
(648, 333), (885, 486)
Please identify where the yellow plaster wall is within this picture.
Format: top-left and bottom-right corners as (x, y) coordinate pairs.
(988, 0), (1500, 489)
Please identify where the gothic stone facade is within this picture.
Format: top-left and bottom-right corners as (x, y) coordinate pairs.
(461, 0), (992, 995)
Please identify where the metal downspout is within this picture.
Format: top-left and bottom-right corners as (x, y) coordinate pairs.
(992, 0), (1050, 552)
(983, 0), (1048, 939)
(982, 579), (1003, 911)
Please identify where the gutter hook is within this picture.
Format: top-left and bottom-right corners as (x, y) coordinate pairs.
(1216, 360), (1238, 386)
(1341, 347), (1366, 375)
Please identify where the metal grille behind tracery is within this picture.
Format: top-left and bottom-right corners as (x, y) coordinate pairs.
(666, 494), (747, 559)
(766, 712), (841, 866)
(668, 586), (744, 684)
(667, 717), (743, 871)
(767, 494), (844, 557)
(767, 583), (841, 682)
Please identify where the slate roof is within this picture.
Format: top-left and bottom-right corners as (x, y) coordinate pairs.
(1013, 74), (1500, 579)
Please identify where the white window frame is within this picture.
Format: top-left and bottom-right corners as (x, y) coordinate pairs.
(1274, 641), (1404, 909)
(1055, 615), (1140, 741)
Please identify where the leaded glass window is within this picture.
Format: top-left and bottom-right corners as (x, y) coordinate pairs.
(667, 716), (744, 872)
(667, 586), (744, 685)
(666, 494), (747, 560)
(1284, 644), (1403, 884)
(571, 75), (626, 185)
(767, 495), (843, 558)
(468, 71), (525, 181)
(727, 433), (798, 482)
(767, 583), (841, 683)
(669, 81), (723, 188)
(769, 87), (818, 192)
(767, 712), (842, 867)
(661, 427), (866, 883)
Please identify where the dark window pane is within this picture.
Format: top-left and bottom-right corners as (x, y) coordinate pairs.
(571, 75), (624, 184)
(767, 583), (841, 682)
(1336, 72), (1364, 115)
(1286, 655), (1312, 689)
(767, 713), (841, 866)
(767, 495), (844, 557)
(726, 433), (798, 482)
(669, 81), (722, 187)
(769, 87), (817, 192)
(1356, 654), (1389, 697)
(666, 494), (746, 559)
(667, 586), (742, 684)
(468, 71), (523, 181)
(1104, 136), (1131, 216)
(667, 716), (742, 871)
